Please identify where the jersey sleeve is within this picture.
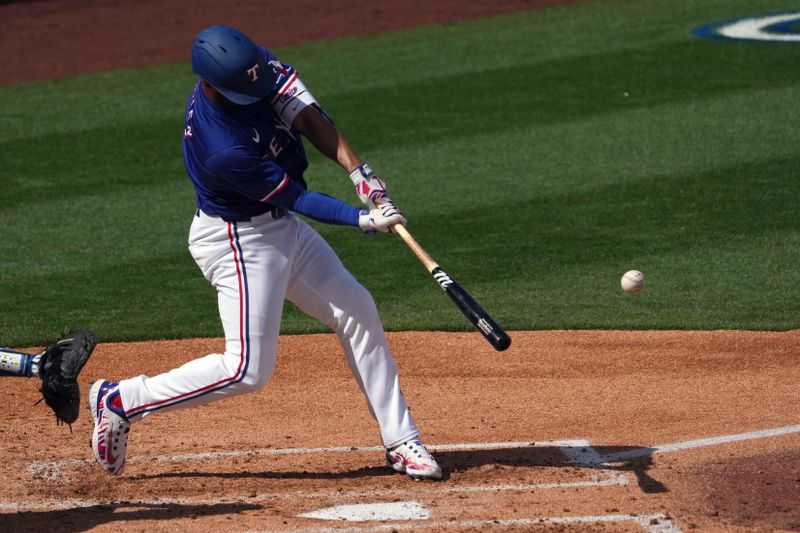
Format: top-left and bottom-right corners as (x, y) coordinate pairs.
(262, 51), (320, 127)
(205, 146), (302, 204)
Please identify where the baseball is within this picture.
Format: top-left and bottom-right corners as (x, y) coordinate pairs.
(621, 270), (645, 293)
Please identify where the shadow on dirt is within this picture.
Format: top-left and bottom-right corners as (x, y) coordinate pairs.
(132, 465), (393, 481)
(3, 446), (669, 532)
(130, 445), (667, 492)
(441, 445), (667, 493)
(0, 502), (261, 533)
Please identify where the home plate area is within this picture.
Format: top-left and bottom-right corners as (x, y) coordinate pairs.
(2, 410), (795, 532)
(7, 423), (799, 531)
(244, 439), (679, 532)
(8, 438), (686, 532)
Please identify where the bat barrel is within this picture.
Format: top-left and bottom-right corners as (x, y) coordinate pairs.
(432, 267), (511, 352)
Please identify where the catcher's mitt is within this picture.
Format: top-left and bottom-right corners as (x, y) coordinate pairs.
(37, 329), (98, 425)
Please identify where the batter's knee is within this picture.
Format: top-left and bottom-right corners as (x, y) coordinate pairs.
(333, 283), (381, 335)
(224, 341), (276, 392)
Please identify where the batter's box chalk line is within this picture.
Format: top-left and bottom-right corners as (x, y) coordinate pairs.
(15, 423), (800, 511)
(24, 438), (619, 482)
(13, 439), (626, 512)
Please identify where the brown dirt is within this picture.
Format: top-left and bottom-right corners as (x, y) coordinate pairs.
(2, 2), (799, 532)
(2, 330), (799, 532)
(0, 0), (581, 86)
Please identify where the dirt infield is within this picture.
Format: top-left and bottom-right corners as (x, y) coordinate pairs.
(0, 0), (582, 86)
(2, 330), (799, 532)
(2, 1), (800, 531)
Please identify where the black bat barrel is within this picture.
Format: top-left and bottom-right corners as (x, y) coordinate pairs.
(431, 267), (511, 351)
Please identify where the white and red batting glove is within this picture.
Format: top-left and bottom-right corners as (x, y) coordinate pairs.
(358, 203), (406, 233)
(349, 163), (391, 209)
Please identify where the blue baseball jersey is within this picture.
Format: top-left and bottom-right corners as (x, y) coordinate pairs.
(182, 46), (311, 221)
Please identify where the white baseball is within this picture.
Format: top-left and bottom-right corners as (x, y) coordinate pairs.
(621, 270), (646, 293)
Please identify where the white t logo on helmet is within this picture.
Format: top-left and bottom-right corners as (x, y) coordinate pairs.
(247, 63), (260, 81)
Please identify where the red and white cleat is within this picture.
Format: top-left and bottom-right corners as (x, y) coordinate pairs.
(88, 380), (130, 475)
(386, 439), (442, 480)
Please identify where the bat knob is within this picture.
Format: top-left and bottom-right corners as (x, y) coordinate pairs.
(493, 333), (511, 351)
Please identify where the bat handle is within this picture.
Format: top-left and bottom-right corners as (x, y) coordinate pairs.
(392, 224), (438, 273)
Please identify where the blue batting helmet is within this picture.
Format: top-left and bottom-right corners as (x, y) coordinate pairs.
(191, 25), (270, 105)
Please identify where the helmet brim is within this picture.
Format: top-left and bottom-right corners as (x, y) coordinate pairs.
(212, 82), (269, 106)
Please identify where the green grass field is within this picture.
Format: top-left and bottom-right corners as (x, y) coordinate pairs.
(1, 0), (799, 346)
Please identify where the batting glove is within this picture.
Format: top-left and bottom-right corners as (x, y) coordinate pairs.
(349, 163), (391, 209)
(358, 203), (406, 233)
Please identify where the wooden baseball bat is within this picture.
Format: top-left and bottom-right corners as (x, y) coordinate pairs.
(393, 224), (511, 351)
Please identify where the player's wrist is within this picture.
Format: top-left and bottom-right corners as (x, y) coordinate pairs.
(350, 162), (391, 209)
(358, 209), (375, 233)
(0, 349), (35, 377)
(358, 204), (405, 233)
(348, 163), (373, 183)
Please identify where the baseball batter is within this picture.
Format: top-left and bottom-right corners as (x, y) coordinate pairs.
(88, 25), (442, 480)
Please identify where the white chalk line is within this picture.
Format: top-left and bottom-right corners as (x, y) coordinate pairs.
(29, 423), (800, 476)
(601, 423), (800, 464)
(8, 439), (626, 512)
(25, 439), (591, 478)
(0, 476), (628, 512)
(560, 442), (607, 467)
(12, 424), (798, 515)
(241, 513), (681, 533)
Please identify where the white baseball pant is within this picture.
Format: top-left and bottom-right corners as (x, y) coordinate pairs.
(117, 209), (420, 448)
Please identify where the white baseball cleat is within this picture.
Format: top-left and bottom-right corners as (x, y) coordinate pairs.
(386, 439), (443, 480)
(88, 380), (130, 475)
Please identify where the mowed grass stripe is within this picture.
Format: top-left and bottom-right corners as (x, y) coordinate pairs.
(1, 0), (799, 345)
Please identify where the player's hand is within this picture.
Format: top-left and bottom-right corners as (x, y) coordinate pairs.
(349, 163), (391, 209)
(358, 202), (406, 233)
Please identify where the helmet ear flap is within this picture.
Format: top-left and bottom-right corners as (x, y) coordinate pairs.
(190, 25), (270, 105)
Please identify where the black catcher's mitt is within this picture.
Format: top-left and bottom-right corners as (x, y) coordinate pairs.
(37, 329), (98, 425)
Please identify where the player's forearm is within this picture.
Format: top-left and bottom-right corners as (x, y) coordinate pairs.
(292, 106), (361, 172)
(268, 179), (361, 226)
(292, 191), (362, 226)
(0, 349), (39, 377)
